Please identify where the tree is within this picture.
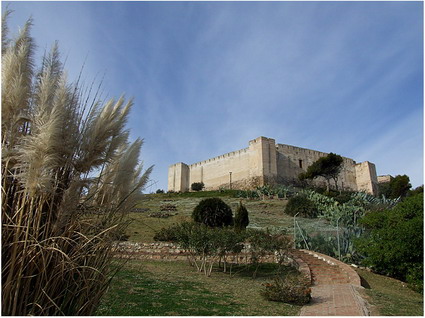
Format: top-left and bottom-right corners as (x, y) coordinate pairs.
(1, 13), (152, 315)
(356, 193), (423, 292)
(234, 201), (250, 230)
(379, 175), (412, 199)
(191, 182), (205, 191)
(300, 153), (343, 191)
(389, 175), (411, 199)
(192, 198), (234, 227)
(409, 185), (424, 197)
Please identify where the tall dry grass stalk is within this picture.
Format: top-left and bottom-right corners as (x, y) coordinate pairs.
(2, 12), (153, 315)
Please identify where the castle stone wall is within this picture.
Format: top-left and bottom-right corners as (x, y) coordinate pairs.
(168, 136), (379, 195)
(275, 144), (358, 191)
(377, 175), (392, 183)
(188, 147), (253, 190)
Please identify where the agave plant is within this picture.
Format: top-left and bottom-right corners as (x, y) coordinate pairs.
(2, 13), (152, 315)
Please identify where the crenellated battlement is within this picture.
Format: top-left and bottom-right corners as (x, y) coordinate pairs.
(189, 147), (250, 167)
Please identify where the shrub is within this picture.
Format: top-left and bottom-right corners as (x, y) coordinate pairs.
(261, 273), (311, 305)
(356, 193), (423, 291)
(156, 189), (164, 194)
(191, 182), (205, 191)
(322, 190), (354, 204)
(379, 175), (413, 199)
(234, 202), (249, 230)
(246, 229), (291, 277)
(154, 223), (182, 241)
(236, 189), (260, 199)
(285, 195), (318, 218)
(192, 198), (234, 227)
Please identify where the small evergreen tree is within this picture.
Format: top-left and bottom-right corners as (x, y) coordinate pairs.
(191, 182), (204, 191)
(389, 175), (411, 199)
(192, 198), (233, 227)
(234, 201), (249, 231)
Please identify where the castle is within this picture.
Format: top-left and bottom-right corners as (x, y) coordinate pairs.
(168, 136), (379, 195)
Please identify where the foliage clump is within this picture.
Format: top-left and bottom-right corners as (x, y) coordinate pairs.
(1, 13), (152, 315)
(154, 222), (187, 242)
(261, 273), (311, 305)
(192, 198), (234, 227)
(378, 175), (412, 199)
(191, 182), (205, 191)
(299, 153), (343, 191)
(285, 195), (318, 218)
(234, 202), (249, 230)
(246, 229), (291, 277)
(356, 193), (423, 292)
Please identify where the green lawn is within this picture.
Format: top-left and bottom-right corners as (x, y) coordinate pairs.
(96, 259), (301, 316)
(355, 268), (423, 316)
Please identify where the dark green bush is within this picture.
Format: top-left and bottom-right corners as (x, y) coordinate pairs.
(285, 195), (318, 218)
(356, 193), (423, 292)
(236, 190), (260, 199)
(192, 198), (233, 227)
(191, 182), (205, 191)
(153, 223), (181, 241)
(261, 273), (311, 305)
(321, 190), (354, 204)
(234, 202), (249, 231)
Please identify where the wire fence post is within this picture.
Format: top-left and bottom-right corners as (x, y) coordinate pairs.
(293, 212), (300, 249)
(337, 217), (341, 261)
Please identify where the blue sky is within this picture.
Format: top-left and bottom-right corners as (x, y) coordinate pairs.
(3, 1), (423, 190)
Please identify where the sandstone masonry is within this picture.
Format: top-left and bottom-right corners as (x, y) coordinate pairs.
(168, 136), (379, 195)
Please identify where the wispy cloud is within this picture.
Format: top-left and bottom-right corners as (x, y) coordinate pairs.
(4, 1), (423, 189)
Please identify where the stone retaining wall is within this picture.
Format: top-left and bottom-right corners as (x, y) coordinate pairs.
(114, 241), (279, 264)
(114, 243), (363, 287)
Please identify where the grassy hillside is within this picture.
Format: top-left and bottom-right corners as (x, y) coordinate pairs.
(112, 191), (423, 316)
(356, 268), (423, 316)
(125, 191), (335, 242)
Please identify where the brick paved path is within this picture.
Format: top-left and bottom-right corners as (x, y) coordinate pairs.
(292, 250), (369, 316)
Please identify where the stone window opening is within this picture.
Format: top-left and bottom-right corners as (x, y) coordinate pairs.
(299, 159), (303, 169)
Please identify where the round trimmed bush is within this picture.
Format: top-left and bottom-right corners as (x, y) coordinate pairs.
(192, 198), (234, 227)
(191, 182), (204, 191)
(285, 195), (318, 218)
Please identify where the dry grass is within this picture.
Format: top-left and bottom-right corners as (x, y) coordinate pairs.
(2, 13), (152, 315)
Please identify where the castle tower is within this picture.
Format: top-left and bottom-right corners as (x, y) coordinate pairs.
(168, 162), (189, 192)
(355, 161), (379, 195)
(248, 136), (278, 186)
